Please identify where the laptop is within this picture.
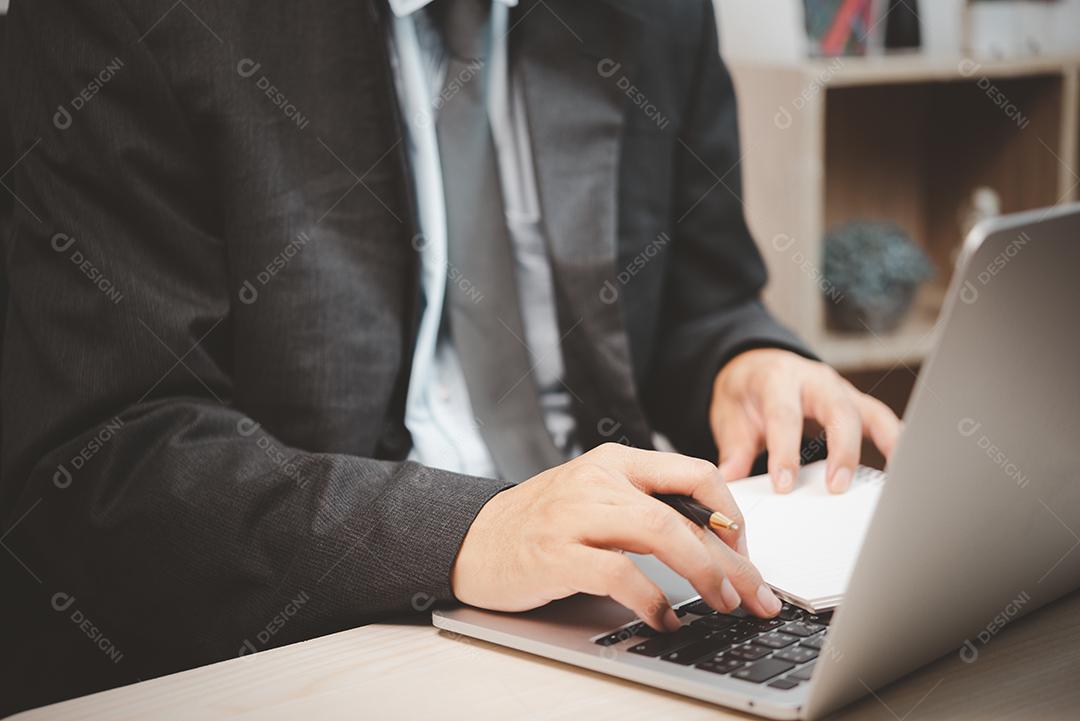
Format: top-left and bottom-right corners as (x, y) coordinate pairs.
(433, 203), (1080, 719)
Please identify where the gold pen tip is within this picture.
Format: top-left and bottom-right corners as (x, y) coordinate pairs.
(708, 513), (739, 532)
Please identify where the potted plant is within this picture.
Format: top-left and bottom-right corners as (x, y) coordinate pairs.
(823, 220), (934, 334)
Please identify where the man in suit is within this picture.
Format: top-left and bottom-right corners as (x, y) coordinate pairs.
(1, 0), (899, 711)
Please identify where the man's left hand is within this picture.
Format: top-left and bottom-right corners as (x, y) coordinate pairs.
(710, 348), (901, 494)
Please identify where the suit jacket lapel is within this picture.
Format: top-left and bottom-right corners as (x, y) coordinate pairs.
(515, 0), (652, 449)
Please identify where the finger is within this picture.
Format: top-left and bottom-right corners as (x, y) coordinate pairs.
(588, 445), (747, 552)
(713, 401), (761, 483)
(760, 376), (804, 493)
(703, 531), (783, 618)
(854, 392), (902, 460)
(804, 375), (863, 493)
(565, 546), (681, 632)
(582, 501), (741, 614)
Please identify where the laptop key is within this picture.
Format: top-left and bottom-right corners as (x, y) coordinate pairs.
(744, 616), (786, 631)
(679, 598), (715, 616)
(806, 611), (833, 625)
(774, 645), (818, 664)
(594, 622), (654, 645)
(780, 621), (826, 637)
(628, 628), (695, 657)
(696, 657), (745, 675)
(661, 635), (735, 665)
(692, 614), (737, 631)
(727, 644), (771, 661)
(790, 662), (816, 681)
(778, 604), (803, 622)
(800, 635), (826, 651)
(768, 678), (801, 690)
(729, 629), (760, 644)
(595, 631), (632, 647)
(752, 632), (800, 649)
(732, 658), (796, 683)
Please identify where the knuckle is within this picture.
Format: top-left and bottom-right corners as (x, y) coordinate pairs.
(772, 405), (803, 427)
(746, 364), (771, 389)
(549, 466), (578, 494)
(730, 557), (761, 587)
(827, 407), (861, 437)
(688, 458), (719, 480)
(567, 462), (610, 488)
(816, 363), (843, 384)
(869, 396), (898, 422)
(644, 589), (669, 619)
(577, 461), (607, 481)
(643, 506), (680, 536)
(605, 555), (636, 585)
(593, 442), (623, 458)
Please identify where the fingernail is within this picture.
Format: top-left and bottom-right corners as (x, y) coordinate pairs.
(830, 467), (852, 494)
(757, 584), (782, 615)
(776, 468), (794, 493)
(662, 609), (682, 632)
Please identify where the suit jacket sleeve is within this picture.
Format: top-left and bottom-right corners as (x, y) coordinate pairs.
(643, 0), (813, 459)
(1, 0), (505, 682)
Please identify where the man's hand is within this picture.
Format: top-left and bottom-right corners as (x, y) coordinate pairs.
(711, 348), (901, 494)
(451, 444), (784, 631)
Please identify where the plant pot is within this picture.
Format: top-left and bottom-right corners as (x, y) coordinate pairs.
(826, 281), (920, 334)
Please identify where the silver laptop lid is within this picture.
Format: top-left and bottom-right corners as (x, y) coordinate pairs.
(805, 203), (1080, 719)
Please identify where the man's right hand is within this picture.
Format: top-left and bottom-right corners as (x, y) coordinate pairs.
(450, 444), (784, 632)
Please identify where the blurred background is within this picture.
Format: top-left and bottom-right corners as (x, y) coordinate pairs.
(1, 1), (1078, 466)
(714, 0), (1080, 464)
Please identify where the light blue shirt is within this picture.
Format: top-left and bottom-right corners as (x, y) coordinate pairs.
(387, 0), (576, 479)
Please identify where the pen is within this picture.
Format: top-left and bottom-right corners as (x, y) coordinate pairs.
(655, 494), (740, 532)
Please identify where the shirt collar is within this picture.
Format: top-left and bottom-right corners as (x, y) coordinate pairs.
(388, 0), (517, 19)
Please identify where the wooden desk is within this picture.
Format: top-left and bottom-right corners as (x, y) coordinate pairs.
(13, 590), (1080, 721)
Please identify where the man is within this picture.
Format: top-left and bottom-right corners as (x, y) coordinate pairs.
(0, 0), (899, 712)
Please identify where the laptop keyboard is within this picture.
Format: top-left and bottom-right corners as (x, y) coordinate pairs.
(592, 597), (831, 690)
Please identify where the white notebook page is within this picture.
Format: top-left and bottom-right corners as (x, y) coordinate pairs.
(727, 461), (885, 608)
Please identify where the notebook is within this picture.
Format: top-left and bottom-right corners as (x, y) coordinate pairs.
(727, 460), (886, 612)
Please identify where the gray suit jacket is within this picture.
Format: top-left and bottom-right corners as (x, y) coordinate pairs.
(0, 0), (805, 711)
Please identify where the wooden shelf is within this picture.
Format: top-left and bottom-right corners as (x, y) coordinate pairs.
(760, 53), (1080, 87)
(728, 54), (1080, 372)
(817, 282), (945, 371)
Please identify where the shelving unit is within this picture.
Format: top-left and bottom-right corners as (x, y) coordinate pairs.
(728, 54), (1080, 372)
